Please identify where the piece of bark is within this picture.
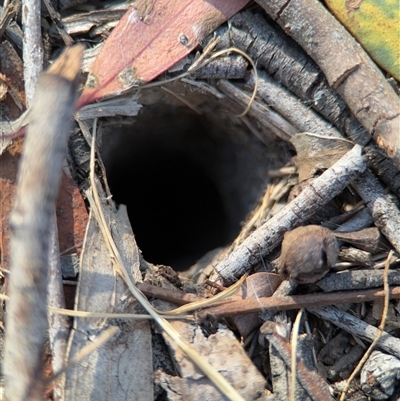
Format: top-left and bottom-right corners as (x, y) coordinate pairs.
(0, 40), (25, 110)
(259, 279), (298, 322)
(22, 0), (44, 106)
(308, 306), (400, 359)
(64, 204), (153, 401)
(158, 322), (266, 401)
(0, 1), (17, 39)
(4, 45), (83, 401)
(52, 0), (88, 11)
(81, 43), (103, 73)
(318, 332), (350, 366)
(360, 350), (400, 399)
(0, 6), (23, 52)
(0, 40), (26, 154)
(256, 0), (400, 167)
(211, 144), (366, 285)
(57, 5), (129, 36)
(76, 96), (142, 120)
(78, 0), (250, 106)
(139, 282), (204, 305)
(56, 172), (89, 257)
(232, 272), (281, 338)
(190, 55), (248, 79)
(42, 0), (74, 46)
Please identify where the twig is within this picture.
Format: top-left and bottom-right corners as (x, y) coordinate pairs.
(225, 10), (370, 145)
(197, 286), (400, 320)
(210, 144), (367, 285)
(4, 45), (83, 401)
(22, 0), (43, 106)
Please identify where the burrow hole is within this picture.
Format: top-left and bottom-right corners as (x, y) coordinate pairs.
(101, 105), (273, 271)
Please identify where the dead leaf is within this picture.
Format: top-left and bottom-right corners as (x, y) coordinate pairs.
(77, 0), (250, 107)
(159, 322), (266, 400)
(291, 132), (353, 182)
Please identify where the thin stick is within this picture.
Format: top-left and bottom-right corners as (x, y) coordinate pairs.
(197, 286), (400, 320)
(22, 0), (43, 106)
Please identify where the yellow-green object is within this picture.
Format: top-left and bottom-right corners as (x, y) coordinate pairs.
(324, 0), (400, 81)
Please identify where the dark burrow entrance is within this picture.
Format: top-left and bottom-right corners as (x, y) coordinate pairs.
(101, 105), (271, 270)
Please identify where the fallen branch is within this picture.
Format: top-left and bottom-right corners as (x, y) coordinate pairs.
(4, 45), (83, 401)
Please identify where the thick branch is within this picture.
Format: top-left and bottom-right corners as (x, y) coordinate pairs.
(4, 45), (82, 401)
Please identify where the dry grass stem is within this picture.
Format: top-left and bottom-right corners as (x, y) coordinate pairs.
(291, 309), (304, 401)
